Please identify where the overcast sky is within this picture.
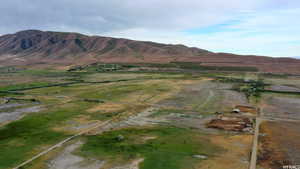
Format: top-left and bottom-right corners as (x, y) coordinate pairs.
(1, 0), (299, 57)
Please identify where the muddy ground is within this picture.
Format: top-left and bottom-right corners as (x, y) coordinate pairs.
(258, 121), (300, 169)
(47, 141), (104, 169)
(0, 103), (42, 124)
(262, 94), (300, 120)
(158, 80), (249, 114)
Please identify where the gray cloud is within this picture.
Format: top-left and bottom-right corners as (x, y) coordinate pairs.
(0, 0), (266, 35)
(1, 0), (300, 57)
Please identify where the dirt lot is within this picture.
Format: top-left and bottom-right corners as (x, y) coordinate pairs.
(258, 121), (300, 169)
(158, 80), (249, 114)
(235, 105), (257, 115)
(198, 134), (253, 169)
(262, 94), (300, 120)
(207, 116), (253, 132)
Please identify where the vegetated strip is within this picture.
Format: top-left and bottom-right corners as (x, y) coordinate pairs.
(0, 91), (24, 95)
(0, 82), (79, 92)
(134, 62), (258, 72)
(0, 78), (143, 93)
(261, 89), (300, 95)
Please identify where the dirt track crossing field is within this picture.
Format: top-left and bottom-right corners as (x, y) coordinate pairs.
(13, 120), (112, 169)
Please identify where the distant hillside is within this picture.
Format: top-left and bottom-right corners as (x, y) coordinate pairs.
(1, 30), (300, 74)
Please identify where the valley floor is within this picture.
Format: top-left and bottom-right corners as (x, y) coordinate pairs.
(0, 70), (300, 169)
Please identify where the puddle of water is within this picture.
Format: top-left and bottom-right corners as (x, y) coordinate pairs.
(0, 106), (42, 124)
(48, 141), (104, 169)
(0, 103), (25, 110)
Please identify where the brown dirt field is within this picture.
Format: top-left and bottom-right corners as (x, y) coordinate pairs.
(235, 105), (257, 115)
(262, 94), (300, 120)
(258, 121), (300, 169)
(197, 134), (253, 169)
(158, 80), (248, 114)
(207, 116), (253, 132)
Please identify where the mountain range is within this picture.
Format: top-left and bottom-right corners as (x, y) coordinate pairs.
(0, 30), (300, 74)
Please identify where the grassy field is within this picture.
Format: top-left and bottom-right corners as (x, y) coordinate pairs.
(0, 71), (190, 168)
(2, 69), (299, 169)
(0, 100), (92, 168)
(80, 126), (221, 169)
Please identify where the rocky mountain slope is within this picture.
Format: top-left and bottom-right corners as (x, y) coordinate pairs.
(1, 30), (300, 74)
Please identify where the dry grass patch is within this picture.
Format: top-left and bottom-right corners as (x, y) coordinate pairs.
(88, 103), (125, 113)
(53, 115), (100, 134)
(258, 121), (300, 169)
(88, 79), (194, 114)
(198, 134), (252, 169)
(118, 79), (185, 103)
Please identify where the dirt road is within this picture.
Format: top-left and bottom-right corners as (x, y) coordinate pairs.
(249, 117), (261, 169)
(196, 89), (214, 110)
